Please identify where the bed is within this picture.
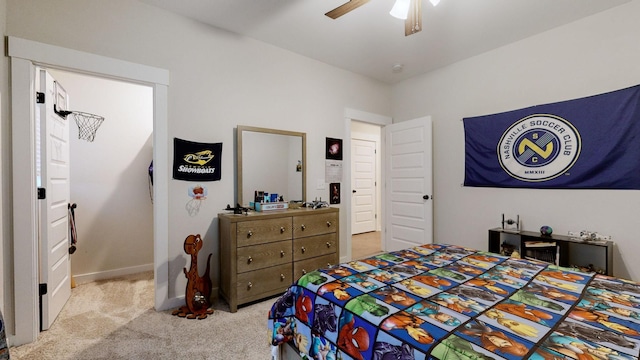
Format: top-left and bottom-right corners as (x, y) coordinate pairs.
(268, 243), (640, 360)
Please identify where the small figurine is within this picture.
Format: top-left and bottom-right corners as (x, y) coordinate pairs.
(501, 214), (520, 232)
(501, 242), (516, 256)
(568, 230), (611, 242)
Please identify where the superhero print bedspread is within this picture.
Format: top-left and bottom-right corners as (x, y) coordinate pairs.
(267, 243), (640, 360)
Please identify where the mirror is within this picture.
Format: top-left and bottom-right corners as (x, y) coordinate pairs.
(237, 126), (306, 207)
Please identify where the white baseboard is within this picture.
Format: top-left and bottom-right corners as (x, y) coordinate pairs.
(72, 263), (154, 285)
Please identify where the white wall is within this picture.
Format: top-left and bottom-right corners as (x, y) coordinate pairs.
(4, 0), (391, 319)
(391, 1), (640, 280)
(48, 70), (154, 283)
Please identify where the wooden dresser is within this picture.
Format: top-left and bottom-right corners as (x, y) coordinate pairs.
(218, 207), (339, 312)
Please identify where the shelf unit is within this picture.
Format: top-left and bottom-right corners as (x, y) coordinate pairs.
(488, 228), (613, 275)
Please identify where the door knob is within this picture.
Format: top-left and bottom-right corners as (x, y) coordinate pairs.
(423, 195), (430, 200)
(352, 190), (356, 193)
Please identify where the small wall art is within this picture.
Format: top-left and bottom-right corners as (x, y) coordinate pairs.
(330, 183), (340, 204)
(325, 137), (343, 160)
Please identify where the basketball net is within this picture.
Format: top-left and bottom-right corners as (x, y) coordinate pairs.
(186, 185), (207, 217)
(72, 111), (104, 142)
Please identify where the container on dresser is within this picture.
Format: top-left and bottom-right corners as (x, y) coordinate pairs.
(219, 207), (339, 312)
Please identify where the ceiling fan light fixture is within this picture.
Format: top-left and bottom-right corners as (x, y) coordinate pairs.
(430, 0), (441, 6)
(390, 0), (411, 20)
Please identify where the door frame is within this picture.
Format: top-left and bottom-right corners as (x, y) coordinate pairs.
(8, 36), (170, 345)
(342, 109), (391, 262)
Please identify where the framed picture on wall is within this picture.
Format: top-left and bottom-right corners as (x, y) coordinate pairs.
(330, 183), (340, 204)
(326, 137), (343, 160)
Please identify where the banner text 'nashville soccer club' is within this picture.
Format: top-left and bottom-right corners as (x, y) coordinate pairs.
(464, 84), (640, 189)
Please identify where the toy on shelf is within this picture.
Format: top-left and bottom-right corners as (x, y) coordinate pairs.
(224, 203), (251, 215)
(540, 225), (553, 236)
(501, 213), (520, 233)
(172, 234), (214, 319)
(568, 230), (612, 243)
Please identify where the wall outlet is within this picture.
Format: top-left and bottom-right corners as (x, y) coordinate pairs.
(317, 179), (326, 190)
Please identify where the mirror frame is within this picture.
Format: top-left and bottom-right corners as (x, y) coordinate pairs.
(237, 125), (306, 206)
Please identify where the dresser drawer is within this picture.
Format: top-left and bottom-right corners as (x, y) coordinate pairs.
(293, 254), (339, 281)
(236, 263), (292, 303)
(293, 212), (338, 238)
(237, 240), (292, 273)
(293, 233), (337, 262)
(236, 218), (292, 246)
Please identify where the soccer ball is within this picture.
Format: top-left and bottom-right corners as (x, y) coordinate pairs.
(540, 225), (553, 236)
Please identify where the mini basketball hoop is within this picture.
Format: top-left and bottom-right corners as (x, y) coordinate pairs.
(72, 111), (104, 142)
(186, 185), (208, 216)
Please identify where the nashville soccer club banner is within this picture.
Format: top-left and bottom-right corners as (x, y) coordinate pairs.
(173, 138), (222, 181)
(464, 84), (640, 189)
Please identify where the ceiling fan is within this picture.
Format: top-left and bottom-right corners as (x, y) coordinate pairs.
(325, 0), (424, 36)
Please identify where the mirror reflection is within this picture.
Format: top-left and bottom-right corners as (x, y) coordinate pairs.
(237, 126), (306, 207)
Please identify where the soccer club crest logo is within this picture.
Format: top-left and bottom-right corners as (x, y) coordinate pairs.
(497, 114), (581, 182)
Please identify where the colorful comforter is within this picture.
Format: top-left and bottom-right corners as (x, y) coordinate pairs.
(267, 243), (640, 360)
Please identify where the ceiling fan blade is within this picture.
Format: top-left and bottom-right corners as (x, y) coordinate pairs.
(404, 0), (422, 36)
(325, 0), (371, 19)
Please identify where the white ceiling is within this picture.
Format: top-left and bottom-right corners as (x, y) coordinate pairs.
(141, 0), (630, 84)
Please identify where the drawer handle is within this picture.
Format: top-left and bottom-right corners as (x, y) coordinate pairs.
(326, 242), (332, 248)
(247, 282), (253, 289)
(280, 274), (286, 281)
(280, 250), (286, 257)
(301, 224), (306, 231)
(327, 263), (332, 267)
(247, 256), (253, 264)
(247, 231), (253, 238)
(280, 227), (286, 233)
(302, 269), (307, 275)
(326, 221), (332, 227)
(301, 246), (306, 253)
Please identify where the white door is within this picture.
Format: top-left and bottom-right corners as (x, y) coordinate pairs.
(384, 116), (433, 251)
(351, 138), (377, 234)
(36, 68), (72, 331)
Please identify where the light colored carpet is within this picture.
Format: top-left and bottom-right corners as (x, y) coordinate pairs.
(10, 271), (274, 360)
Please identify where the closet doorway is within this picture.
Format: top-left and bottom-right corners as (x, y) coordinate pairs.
(350, 120), (382, 259)
(48, 70), (154, 285)
(9, 36), (169, 345)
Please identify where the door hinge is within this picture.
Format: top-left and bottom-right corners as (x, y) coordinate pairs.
(39, 283), (48, 296)
(36, 92), (45, 104)
(37, 187), (46, 200)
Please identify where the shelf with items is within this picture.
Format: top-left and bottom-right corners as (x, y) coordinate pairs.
(523, 240), (559, 265)
(488, 228), (613, 275)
